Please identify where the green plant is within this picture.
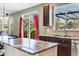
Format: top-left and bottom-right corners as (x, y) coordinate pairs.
(67, 21), (73, 29)
(30, 28), (35, 39)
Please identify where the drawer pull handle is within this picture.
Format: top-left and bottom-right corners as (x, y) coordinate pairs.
(63, 41), (64, 42)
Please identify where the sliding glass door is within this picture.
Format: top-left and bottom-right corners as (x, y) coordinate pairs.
(23, 11), (39, 40)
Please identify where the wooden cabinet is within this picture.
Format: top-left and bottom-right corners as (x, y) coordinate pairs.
(58, 43), (71, 56)
(57, 39), (71, 56)
(39, 36), (71, 56)
(43, 5), (54, 26)
(39, 36), (48, 41)
(43, 5), (49, 26)
(39, 36), (56, 42)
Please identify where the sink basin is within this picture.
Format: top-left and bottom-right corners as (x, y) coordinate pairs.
(54, 35), (71, 37)
(54, 35), (61, 37)
(63, 35), (71, 37)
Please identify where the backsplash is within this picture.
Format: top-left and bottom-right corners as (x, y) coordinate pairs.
(46, 26), (79, 37)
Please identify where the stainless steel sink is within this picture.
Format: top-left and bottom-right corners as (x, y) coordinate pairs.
(54, 35), (61, 37)
(62, 35), (71, 37)
(54, 35), (72, 38)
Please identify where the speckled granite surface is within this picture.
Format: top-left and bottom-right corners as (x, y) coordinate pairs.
(0, 36), (58, 55)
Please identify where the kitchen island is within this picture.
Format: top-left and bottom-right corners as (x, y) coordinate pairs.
(0, 36), (58, 56)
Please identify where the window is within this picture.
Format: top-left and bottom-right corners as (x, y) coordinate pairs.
(55, 3), (79, 31)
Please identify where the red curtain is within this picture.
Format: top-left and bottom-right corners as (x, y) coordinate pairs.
(19, 16), (23, 39)
(33, 15), (39, 40)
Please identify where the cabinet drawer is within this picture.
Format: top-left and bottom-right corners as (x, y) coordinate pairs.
(48, 37), (56, 42)
(60, 39), (71, 44)
(55, 38), (71, 44)
(60, 43), (71, 47)
(39, 36), (48, 41)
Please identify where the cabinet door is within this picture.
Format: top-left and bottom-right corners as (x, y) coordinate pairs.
(58, 43), (71, 56)
(43, 5), (49, 26)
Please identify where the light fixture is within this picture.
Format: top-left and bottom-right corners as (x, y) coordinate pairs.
(2, 3), (9, 35)
(6, 13), (8, 16)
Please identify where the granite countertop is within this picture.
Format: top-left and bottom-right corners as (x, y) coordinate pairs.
(0, 36), (58, 55)
(40, 35), (79, 40)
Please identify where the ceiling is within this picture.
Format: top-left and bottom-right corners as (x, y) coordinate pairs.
(0, 3), (41, 16)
